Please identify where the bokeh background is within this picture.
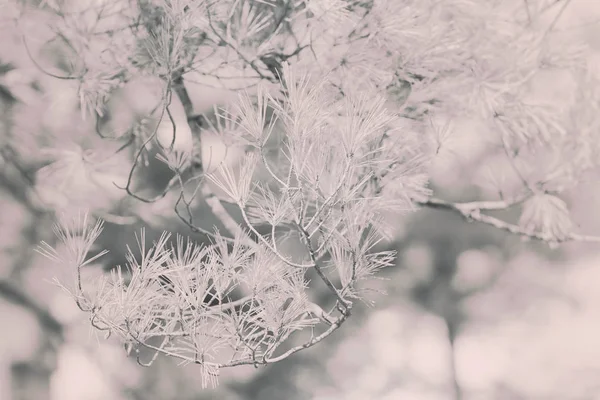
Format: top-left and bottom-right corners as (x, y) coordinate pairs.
(2, 1), (600, 399)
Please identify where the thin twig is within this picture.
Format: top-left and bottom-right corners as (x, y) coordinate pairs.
(543, 0), (573, 39)
(523, 0), (531, 25)
(297, 224), (351, 310)
(238, 204), (315, 268)
(21, 33), (83, 80)
(114, 84), (174, 202)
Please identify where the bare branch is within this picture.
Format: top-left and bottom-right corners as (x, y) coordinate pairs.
(418, 197), (600, 244)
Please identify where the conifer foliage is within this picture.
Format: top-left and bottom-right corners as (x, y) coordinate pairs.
(0, 0), (596, 387)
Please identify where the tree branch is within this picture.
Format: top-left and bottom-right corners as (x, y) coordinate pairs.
(418, 197), (600, 244)
(0, 279), (64, 341)
(444, 317), (462, 400)
(170, 70), (258, 246)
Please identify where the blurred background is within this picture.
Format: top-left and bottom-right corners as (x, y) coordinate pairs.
(3, 1), (600, 399)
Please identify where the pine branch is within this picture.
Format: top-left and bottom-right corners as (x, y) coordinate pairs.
(199, 181), (257, 248)
(418, 197), (600, 244)
(170, 70), (257, 247)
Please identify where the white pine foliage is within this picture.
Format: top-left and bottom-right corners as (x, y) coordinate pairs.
(205, 151), (258, 205)
(519, 193), (573, 241)
(24, 0), (600, 381)
(35, 143), (128, 211)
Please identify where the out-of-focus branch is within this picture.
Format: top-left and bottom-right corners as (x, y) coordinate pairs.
(0, 279), (64, 341)
(0, 145), (63, 341)
(544, 0), (573, 37)
(0, 147), (44, 213)
(420, 196), (527, 213)
(444, 317), (462, 400)
(418, 197), (600, 243)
